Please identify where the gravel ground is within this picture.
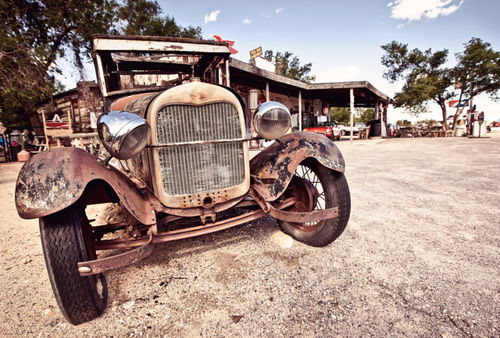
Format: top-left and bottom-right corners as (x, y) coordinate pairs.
(0, 134), (499, 337)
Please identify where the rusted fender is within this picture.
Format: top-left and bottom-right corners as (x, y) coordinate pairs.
(250, 131), (345, 201)
(15, 148), (156, 225)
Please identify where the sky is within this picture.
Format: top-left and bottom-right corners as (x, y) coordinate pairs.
(58, 0), (500, 123)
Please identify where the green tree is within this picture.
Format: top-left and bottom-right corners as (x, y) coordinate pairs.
(0, 0), (202, 129)
(118, 0), (201, 38)
(357, 108), (376, 123)
(381, 41), (454, 130)
(451, 38), (500, 132)
(420, 119), (438, 126)
(264, 50), (315, 83)
(0, 0), (119, 128)
(396, 120), (412, 127)
(330, 107), (351, 125)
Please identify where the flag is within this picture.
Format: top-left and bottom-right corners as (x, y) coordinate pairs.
(448, 99), (469, 108)
(213, 35), (239, 54)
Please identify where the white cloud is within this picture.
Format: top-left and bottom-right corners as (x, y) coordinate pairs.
(242, 18), (252, 24)
(396, 23), (405, 30)
(204, 10), (221, 23)
(275, 8), (284, 14)
(388, 0), (463, 21)
(314, 65), (362, 83)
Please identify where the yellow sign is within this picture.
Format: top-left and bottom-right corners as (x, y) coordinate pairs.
(250, 46), (262, 59)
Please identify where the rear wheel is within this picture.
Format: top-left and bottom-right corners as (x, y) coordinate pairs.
(278, 159), (350, 247)
(40, 204), (107, 325)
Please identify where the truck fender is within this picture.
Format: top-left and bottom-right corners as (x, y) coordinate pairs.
(250, 131), (345, 201)
(15, 147), (155, 225)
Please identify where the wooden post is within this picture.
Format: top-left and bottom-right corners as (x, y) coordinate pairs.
(381, 103), (388, 137)
(68, 106), (74, 134)
(41, 109), (49, 149)
(298, 90), (302, 131)
(218, 65), (223, 85)
(225, 59), (230, 87)
(350, 88), (354, 143)
(265, 82), (269, 102)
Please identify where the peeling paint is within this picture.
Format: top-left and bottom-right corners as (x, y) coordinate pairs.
(250, 131), (345, 202)
(15, 147), (155, 224)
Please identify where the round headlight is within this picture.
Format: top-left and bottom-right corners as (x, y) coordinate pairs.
(97, 111), (151, 160)
(253, 101), (291, 140)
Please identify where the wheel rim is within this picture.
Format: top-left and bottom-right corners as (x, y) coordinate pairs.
(287, 162), (328, 232)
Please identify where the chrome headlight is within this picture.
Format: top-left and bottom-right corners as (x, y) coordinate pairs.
(253, 101), (291, 140)
(97, 111), (151, 160)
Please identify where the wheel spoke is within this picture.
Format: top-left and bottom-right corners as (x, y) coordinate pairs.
(304, 168), (312, 182)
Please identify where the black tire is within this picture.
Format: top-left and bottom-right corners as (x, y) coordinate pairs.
(40, 204), (107, 325)
(278, 159), (351, 247)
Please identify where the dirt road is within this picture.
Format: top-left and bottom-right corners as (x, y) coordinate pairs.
(1, 135), (499, 336)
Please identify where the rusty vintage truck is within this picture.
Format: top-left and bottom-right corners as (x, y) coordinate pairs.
(15, 35), (350, 324)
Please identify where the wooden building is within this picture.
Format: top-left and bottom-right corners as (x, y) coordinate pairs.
(229, 58), (391, 137)
(37, 81), (103, 147)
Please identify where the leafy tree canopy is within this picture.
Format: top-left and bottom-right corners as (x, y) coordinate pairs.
(330, 107), (375, 125)
(381, 38), (499, 131)
(0, 0), (202, 128)
(452, 37), (500, 101)
(396, 119), (412, 127)
(264, 50), (315, 83)
(448, 37), (500, 132)
(358, 108), (376, 124)
(381, 40), (453, 129)
(330, 107), (350, 125)
(118, 0), (201, 38)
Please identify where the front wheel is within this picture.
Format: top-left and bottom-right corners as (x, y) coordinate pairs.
(278, 159), (351, 247)
(40, 204), (107, 325)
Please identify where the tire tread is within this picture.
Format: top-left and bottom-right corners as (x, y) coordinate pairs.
(279, 162), (351, 247)
(40, 205), (105, 325)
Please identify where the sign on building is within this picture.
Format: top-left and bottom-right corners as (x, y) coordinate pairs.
(250, 47), (263, 59)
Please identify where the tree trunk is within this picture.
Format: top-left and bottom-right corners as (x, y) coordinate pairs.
(439, 102), (448, 131)
(29, 114), (43, 136)
(451, 89), (465, 136)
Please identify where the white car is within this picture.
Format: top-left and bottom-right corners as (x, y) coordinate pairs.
(338, 122), (366, 136)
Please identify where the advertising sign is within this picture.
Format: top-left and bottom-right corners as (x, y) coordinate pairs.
(478, 111), (484, 124)
(250, 46), (263, 59)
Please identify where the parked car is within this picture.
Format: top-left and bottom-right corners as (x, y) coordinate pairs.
(489, 119), (500, 132)
(15, 35), (351, 324)
(338, 122), (366, 136)
(304, 122), (341, 140)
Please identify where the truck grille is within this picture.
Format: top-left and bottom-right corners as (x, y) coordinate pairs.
(156, 102), (245, 196)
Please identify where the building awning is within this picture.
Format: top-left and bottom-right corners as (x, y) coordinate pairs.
(229, 58), (391, 107)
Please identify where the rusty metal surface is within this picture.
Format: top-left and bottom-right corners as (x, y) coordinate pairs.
(75, 184), (340, 275)
(250, 131), (345, 201)
(147, 82), (250, 209)
(249, 187), (339, 223)
(147, 136), (261, 147)
(93, 35), (231, 54)
(110, 93), (159, 114)
(93, 34), (231, 46)
(146, 191), (244, 217)
(78, 231), (154, 276)
(95, 208), (263, 250)
(94, 197), (296, 250)
(268, 205), (339, 223)
(15, 147), (156, 225)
